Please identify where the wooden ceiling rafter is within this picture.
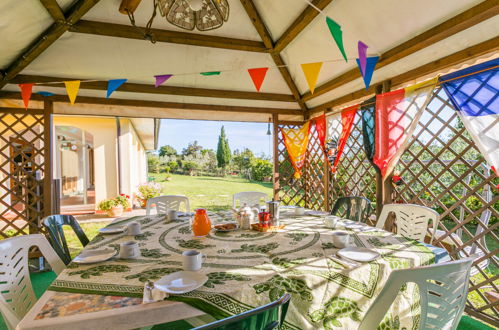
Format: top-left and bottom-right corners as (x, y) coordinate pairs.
(0, 0), (101, 89)
(301, 0), (499, 102)
(70, 20), (269, 53)
(39, 0), (65, 22)
(309, 36), (499, 114)
(10, 74), (295, 102)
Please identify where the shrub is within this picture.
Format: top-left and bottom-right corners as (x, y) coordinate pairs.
(251, 159), (273, 182)
(137, 182), (161, 200)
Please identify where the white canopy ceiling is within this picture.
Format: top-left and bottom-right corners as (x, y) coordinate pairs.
(0, 0), (497, 121)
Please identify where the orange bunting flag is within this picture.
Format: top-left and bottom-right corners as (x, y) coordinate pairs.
(18, 84), (34, 110)
(247, 67), (269, 92)
(64, 80), (80, 105)
(280, 122), (311, 179)
(301, 62), (323, 94)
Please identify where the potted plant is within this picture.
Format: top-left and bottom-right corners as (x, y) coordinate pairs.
(136, 182), (161, 208)
(98, 199), (123, 217)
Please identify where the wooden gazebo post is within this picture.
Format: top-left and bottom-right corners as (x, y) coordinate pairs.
(272, 114), (280, 201)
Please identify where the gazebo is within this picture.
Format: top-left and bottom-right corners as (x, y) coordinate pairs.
(0, 0), (497, 328)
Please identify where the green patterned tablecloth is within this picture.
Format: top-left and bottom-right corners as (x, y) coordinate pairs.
(49, 211), (441, 329)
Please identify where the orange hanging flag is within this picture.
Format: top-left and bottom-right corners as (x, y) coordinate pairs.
(247, 67), (269, 92)
(18, 84), (34, 110)
(280, 122), (311, 179)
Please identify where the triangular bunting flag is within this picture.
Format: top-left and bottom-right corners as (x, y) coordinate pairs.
(18, 84), (34, 110)
(356, 56), (379, 90)
(247, 67), (269, 92)
(154, 74), (172, 87)
(200, 71), (221, 76)
(301, 62), (323, 94)
(107, 79), (127, 98)
(64, 80), (80, 105)
(37, 91), (54, 97)
(326, 17), (347, 62)
(358, 41), (368, 75)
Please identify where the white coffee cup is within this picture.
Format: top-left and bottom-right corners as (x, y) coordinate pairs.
(167, 209), (178, 221)
(182, 250), (206, 271)
(331, 231), (351, 248)
(119, 241), (140, 259)
(324, 215), (339, 229)
(127, 221), (141, 235)
(294, 207), (305, 216)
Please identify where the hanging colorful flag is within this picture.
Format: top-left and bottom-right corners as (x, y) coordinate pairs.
(358, 41), (368, 75)
(326, 17), (347, 62)
(440, 58), (499, 176)
(200, 71), (221, 76)
(374, 77), (438, 178)
(154, 74), (172, 87)
(325, 105), (358, 172)
(247, 67), (269, 92)
(314, 114), (327, 151)
(360, 97), (376, 162)
(301, 62), (323, 94)
(356, 56), (379, 90)
(64, 80), (80, 105)
(37, 91), (54, 97)
(18, 83), (34, 110)
(280, 122), (311, 179)
(107, 79), (127, 98)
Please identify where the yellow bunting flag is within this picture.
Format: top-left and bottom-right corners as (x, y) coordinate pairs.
(64, 80), (80, 105)
(301, 62), (323, 94)
(280, 122), (311, 179)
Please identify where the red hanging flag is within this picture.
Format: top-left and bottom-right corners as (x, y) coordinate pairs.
(18, 84), (34, 110)
(247, 67), (269, 92)
(314, 114), (327, 151)
(325, 105), (359, 172)
(333, 106), (358, 172)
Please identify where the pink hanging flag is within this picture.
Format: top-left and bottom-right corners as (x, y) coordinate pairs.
(18, 84), (34, 110)
(154, 74), (172, 88)
(358, 41), (368, 76)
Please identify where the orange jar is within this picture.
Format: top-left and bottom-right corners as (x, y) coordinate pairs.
(192, 209), (212, 237)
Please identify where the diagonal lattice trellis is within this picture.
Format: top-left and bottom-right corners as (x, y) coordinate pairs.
(0, 111), (47, 238)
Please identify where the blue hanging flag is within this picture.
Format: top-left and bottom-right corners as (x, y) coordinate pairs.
(107, 79), (127, 98)
(356, 56), (379, 90)
(37, 91), (55, 97)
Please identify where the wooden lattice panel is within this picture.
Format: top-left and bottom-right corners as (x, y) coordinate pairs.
(304, 122), (326, 211)
(394, 87), (499, 323)
(0, 111), (46, 238)
(329, 113), (377, 216)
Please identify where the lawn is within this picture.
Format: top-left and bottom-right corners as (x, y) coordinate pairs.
(149, 173), (273, 211)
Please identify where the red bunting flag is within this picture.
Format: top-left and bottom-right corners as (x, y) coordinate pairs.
(326, 105), (358, 172)
(247, 67), (269, 92)
(314, 114), (327, 152)
(18, 84), (34, 110)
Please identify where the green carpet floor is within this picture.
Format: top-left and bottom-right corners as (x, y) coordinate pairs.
(457, 315), (495, 330)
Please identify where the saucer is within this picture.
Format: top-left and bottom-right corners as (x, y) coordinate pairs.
(73, 248), (117, 264)
(154, 271), (208, 294)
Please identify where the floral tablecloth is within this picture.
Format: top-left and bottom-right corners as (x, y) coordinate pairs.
(48, 210), (444, 329)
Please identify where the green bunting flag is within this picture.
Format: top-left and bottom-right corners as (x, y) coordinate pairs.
(326, 17), (347, 62)
(200, 71), (221, 76)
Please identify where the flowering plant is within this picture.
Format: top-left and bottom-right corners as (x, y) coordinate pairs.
(137, 182), (161, 201)
(116, 194), (131, 209)
(98, 194), (130, 211)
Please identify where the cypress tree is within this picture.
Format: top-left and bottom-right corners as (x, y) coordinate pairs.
(217, 126), (231, 170)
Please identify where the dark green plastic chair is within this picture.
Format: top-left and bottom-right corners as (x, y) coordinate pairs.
(192, 294), (291, 330)
(331, 196), (372, 223)
(42, 215), (89, 265)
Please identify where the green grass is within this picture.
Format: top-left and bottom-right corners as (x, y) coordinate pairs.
(64, 222), (110, 258)
(150, 173), (273, 211)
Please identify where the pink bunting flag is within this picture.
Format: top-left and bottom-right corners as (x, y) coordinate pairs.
(18, 84), (34, 110)
(358, 41), (368, 76)
(154, 74), (172, 88)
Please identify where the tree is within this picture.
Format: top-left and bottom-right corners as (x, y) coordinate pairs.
(182, 141), (203, 157)
(147, 153), (160, 173)
(216, 126), (231, 170)
(233, 148), (254, 171)
(182, 160), (199, 176)
(167, 160), (179, 173)
(250, 159), (273, 181)
(159, 145), (177, 157)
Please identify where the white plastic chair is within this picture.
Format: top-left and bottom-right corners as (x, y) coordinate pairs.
(0, 234), (65, 330)
(146, 195), (190, 215)
(359, 258), (473, 330)
(233, 192), (268, 209)
(376, 204), (440, 243)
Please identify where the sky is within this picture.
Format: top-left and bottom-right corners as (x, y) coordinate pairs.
(157, 119), (273, 157)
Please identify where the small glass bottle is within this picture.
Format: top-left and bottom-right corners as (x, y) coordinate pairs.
(192, 209), (212, 237)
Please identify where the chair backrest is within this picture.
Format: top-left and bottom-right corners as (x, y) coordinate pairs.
(233, 192), (269, 209)
(359, 258), (473, 330)
(331, 196), (372, 223)
(194, 294), (291, 330)
(0, 234), (65, 330)
(42, 214), (89, 265)
(146, 195), (190, 215)
(376, 204), (439, 243)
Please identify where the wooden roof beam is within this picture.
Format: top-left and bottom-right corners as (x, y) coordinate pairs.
(239, 0), (308, 114)
(10, 74), (296, 102)
(302, 0), (499, 102)
(70, 20), (269, 53)
(274, 0), (334, 53)
(309, 36), (499, 114)
(0, 0), (101, 89)
(39, 0), (65, 22)
(0, 91), (301, 116)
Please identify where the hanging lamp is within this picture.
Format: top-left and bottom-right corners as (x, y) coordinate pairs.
(158, 0), (229, 31)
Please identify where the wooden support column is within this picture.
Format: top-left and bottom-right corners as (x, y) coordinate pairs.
(381, 80), (393, 207)
(43, 100), (53, 218)
(272, 114), (280, 201)
(323, 143), (330, 212)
